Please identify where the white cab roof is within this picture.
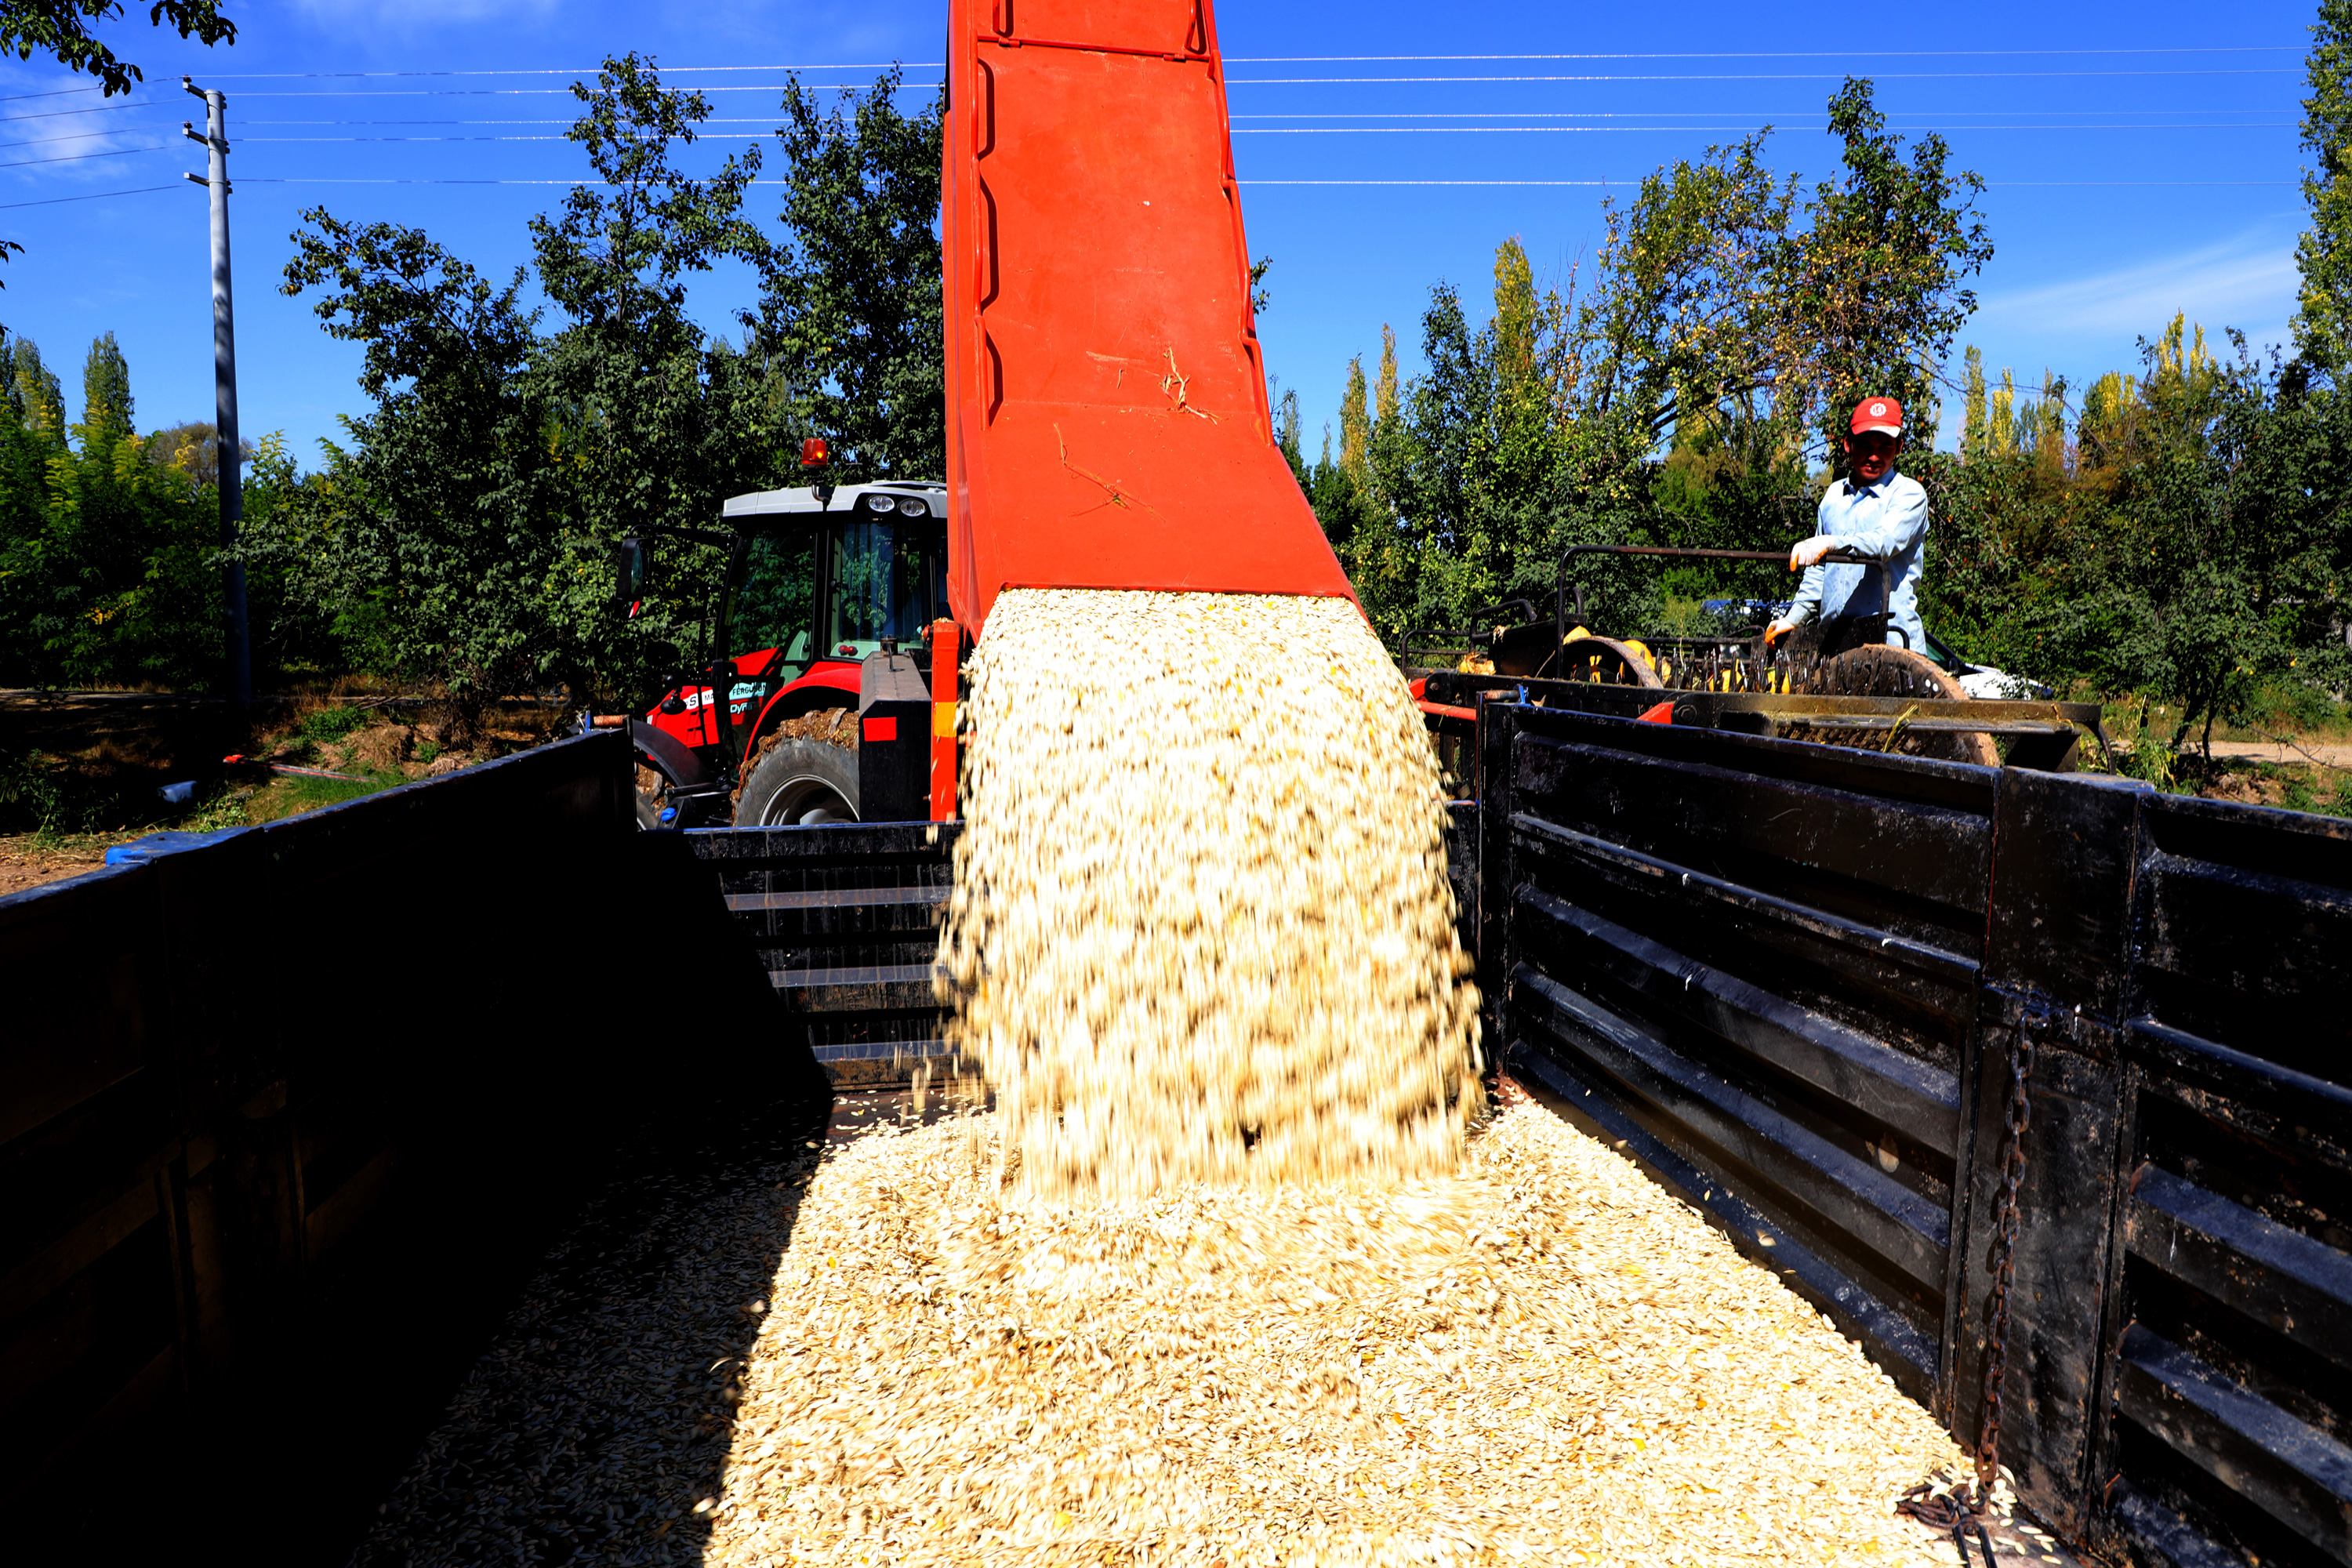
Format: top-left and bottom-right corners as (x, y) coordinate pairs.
(721, 480), (947, 521)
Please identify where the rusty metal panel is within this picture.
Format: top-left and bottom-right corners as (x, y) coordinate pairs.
(1495, 706), (1990, 1412)
(2092, 794), (2352, 1568)
(1943, 768), (2147, 1541)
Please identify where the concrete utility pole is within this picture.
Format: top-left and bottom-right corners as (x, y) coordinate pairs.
(183, 78), (250, 710)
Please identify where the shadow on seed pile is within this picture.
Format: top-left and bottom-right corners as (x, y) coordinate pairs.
(346, 1105), (828, 1567)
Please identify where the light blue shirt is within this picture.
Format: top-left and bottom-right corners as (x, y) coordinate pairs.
(1788, 469), (1929, 654)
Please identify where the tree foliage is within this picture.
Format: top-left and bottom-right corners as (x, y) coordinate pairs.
(1922, 320), (2350, 758)
(1311, 79), (1991, 645)
(746, 67), (946, 481)
(0, 0), (238, 289)
(0, 0), (234, 96)
(1295, 65), (2350, 768)
(2299, 0), (2352, 370)
(0, 331), (306, 690)
(256, 55), (944, 724)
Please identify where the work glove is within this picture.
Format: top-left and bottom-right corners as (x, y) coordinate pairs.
(1789, 536), (1840, 571)
(1764, 618), (1798, 648)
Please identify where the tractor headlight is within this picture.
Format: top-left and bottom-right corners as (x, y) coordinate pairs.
(898, 497), (927, 517)
(864, 492), (895, 514)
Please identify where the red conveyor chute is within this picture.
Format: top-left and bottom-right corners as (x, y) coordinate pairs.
(940, 0), (1358, 637)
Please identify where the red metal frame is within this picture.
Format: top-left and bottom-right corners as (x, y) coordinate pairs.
(939, 0), (1356, 638)
(928, 617), (960, 820)
(644, 658), (865, 767)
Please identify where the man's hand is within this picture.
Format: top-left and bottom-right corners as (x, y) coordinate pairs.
(1764, 618), (1798, 648)
(1789, 536), (1840, 572)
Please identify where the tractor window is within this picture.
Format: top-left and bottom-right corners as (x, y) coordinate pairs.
(825, 521), (942, 659)
(732, 530), (816, 681)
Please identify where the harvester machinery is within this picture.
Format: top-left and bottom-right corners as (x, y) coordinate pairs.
(601, 0), (1356, 826)
(1406, 543), (2107, 781)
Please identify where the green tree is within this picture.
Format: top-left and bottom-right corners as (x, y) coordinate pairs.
(2077, 337), (2350, 757)
(274, 210), (570, 720)
(1961, 345), (1988, 456)
(0, 0), (234, 96)
(1796, 79), (1992, 452)
(268, 55), (946, 722)
(529, 53), (784, 639)
(747, 66), (946, 481)
(79, 331), (132, 448)
(0, 331), (234, 689)
(1303, 81), (1990, 648)
(2297, 0), (2352, 370)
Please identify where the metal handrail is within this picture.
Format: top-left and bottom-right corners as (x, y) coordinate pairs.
(1553, 543), (1871, 658)
(1401, 597), (1544, 653)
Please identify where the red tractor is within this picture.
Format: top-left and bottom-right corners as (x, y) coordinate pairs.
(605, 459), (953, 830)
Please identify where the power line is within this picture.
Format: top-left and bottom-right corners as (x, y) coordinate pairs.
(0, 118), (2281, 153)
(1230, 107), (2295, 119)
(203, 122), (2298, 144)
(0, 142), (170, 169)
(206, 84), (944, 99)
(7, 65), (2290, 104)
(1242, 180), (1609, 187)
(1229, 122), (2292, 134)
(223, 176), (803, 186)
(1225, 47), (2299, 61)
(0, 83), (125, 103)
(0, 97), (166, 124)
(1225, 69), (2297, 83)
(0, 182), (180, 208)
(1239, 178), (2299, 187)
(212, 108), (2302, 126)
(193, 63), (939, 78)
(0, 174), (2299, 209)
(0, 126), (183, 148)
(168, 46), (2309, 75)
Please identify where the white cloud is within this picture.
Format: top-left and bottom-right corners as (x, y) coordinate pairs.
(1976, 234), (2299, 343)
(0, 67), (197, 190)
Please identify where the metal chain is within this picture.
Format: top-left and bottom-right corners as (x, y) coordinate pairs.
(1894, 1010), (2041, 1565)
(1894, 1483), (2001, 1566)
(1975, 1009), (2042, 1501)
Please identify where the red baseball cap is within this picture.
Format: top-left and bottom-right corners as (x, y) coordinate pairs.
(1850, 397), (1903, 436)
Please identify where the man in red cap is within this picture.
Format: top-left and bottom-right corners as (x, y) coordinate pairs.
(1765, 397), (1928, 656)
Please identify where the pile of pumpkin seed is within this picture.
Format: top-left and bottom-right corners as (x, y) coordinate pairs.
(702, 1096), (1982, 1566)
(935, 589), (1485, 1198)
(357, 586), (2003, 1566)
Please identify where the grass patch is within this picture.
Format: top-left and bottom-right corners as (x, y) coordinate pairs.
(2277, 767), (2352, 818)
(245, 768), (406, 825)
(300, 704), (372, 744)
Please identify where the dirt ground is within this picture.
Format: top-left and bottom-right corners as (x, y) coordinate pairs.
(2205, 737), (2352, 768)
(0, 691), (575, 898)
(0, 835), (116, 898)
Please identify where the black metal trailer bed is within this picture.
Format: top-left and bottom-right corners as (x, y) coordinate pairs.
(7, 702), (2346, 1567)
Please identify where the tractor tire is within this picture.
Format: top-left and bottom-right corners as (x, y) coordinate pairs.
(739, 739), (860, 826)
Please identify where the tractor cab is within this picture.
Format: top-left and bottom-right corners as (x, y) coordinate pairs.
(701, 481), (949, 746)
(625, 481), (949, 826)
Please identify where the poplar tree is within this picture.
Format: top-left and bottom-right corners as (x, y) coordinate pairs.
(78, 331), (132, 449)
(2296, 0), (2352, 370)
(1961, 346), (1988, 457)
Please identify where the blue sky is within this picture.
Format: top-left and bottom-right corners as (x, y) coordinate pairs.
(0, 0), (2318, 466)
